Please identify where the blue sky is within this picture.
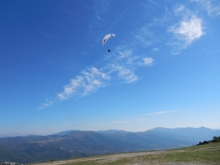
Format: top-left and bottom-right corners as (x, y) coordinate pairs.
(1, 0), (220, 135)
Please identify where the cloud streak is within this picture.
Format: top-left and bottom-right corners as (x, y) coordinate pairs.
(145, 110), (181, 115)
(57, 67), (110, 100)
(39, 100), (55, 110)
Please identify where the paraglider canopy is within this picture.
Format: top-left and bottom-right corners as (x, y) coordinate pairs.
(102, 33), (115, 46)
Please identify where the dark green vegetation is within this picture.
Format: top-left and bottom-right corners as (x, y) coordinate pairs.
(213, 136), (220, 142)
(196, 136), (220, 145)
(0, 127), (219, 164)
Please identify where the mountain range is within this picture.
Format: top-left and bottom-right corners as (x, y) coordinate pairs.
(0, 127), (219, 163)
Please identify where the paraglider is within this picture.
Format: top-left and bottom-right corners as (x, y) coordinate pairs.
(102, 33), (115, 52)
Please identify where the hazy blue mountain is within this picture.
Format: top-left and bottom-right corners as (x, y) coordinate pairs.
(0, 127), (219, 163)
(149, 126), (220, 143)
(0, 133), (21, 138)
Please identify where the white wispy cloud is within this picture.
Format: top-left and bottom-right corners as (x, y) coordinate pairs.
(88, 0), (111, 30)
(111, 64), (138, 83)
(118, 50), (132, 60)
(174, 4), (185, 14)
(169, 15), (204, 54)
(137, 110), (181, 122)
(39, 67), (110, 109)
(133, 27), (153, 46)
(107, 46), (153, 83)
(93, 0), (111, 17)
(143, 57), (154, 66)
(145, 110), (181, 115)
(173, 16), (203, 44)
(192, 0), (220, 16)
(136, 1), (210, 56)
(57, 76), (84, 100)
(85, 0), (112, 37)
(57, 67), (110, 100)
(38, 99), (55, 110)
(205, 0), (220, 16)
